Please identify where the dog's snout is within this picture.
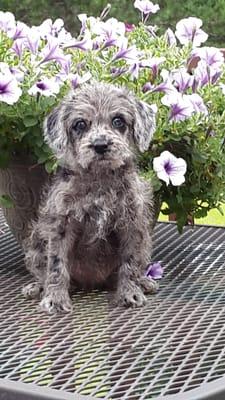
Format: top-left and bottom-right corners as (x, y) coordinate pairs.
(92, 137), (113, 155)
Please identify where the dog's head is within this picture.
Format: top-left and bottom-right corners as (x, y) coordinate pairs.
(44, 82), (156, 171)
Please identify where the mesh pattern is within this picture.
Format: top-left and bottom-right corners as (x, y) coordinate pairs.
(1, 212), (225, 399)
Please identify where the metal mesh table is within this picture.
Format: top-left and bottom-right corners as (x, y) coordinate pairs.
(1, 211), (225, 400)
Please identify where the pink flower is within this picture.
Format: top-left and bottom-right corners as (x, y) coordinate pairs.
(153, 150), (187, 186)
(175, 17), (208, 47)
(125, 23), (135, 32)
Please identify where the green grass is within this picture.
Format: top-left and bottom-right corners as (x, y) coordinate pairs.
(159, 204), (225, 226)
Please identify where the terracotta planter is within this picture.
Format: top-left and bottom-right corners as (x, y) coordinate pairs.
(0, 157), (48, 244)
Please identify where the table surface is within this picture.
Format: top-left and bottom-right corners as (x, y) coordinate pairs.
(1, 212), (225, 400)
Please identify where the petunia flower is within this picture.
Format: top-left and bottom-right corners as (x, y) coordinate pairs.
(175, 17), (208, 47)
(161, 92), (194, 122)
(150, 69), (176, 95)
(39, 38), (67, 64)
(111, 66), (128, 78)
(172, 68), (194, 92)
(64, 33), (93, 51)
(192, 47), (224, 69)
(35, 18), (72, 44)
(98, 18), (126, 39)
(134, 0), (160, 21)
(193, 60), (221, 88)
(165, 28), (177, 46)
(0, 72), (22, 104)
(11, 39), (24, 58)
(8, 21), (29, 40)
(125, 23), (135, 32)
(153, 150), (187, 186)
(70, 72), (92, 89)
(112, 40), (140, 63)
(0, 11), (16, 34)
(185, 93), (208, 115)
(25, 28), (40, 54)
(28, 77), (60, 97)
(141, 57), (166, 79)
(145, 262), (163, 280)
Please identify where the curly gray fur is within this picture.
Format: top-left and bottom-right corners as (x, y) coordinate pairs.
(23, 81), (158, 314)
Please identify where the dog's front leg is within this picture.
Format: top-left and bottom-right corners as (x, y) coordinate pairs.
(40, 216), (73, 314)
(115, 260), (158, 307)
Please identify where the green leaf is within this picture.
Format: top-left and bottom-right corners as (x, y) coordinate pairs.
(0, 194), (14, 208)
(23, 115), (38, 127)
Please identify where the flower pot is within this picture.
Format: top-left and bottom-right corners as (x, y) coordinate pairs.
(0, 157), (48, 244)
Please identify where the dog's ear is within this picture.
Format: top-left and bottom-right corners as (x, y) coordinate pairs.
(43, 104), (67, 158)
(133, 100), (156, 152)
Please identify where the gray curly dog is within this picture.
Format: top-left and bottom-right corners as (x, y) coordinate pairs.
(23, 81), (158, 314)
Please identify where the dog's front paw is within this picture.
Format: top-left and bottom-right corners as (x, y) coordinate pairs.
(22, 282), (43, 299)
(139, 276), (159, 294)
(115, 282), (147, 308)
(39, 289), (73, 314)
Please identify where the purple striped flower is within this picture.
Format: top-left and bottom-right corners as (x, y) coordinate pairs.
(153, 150), (187, 186)
(192, 47), (224, 68)
(165, 28), (177, 46)
(64, 34), (93, 51)
(11, 39), (24, 58)
(185, 93), (208, 115)
(39, 39), (67, 64)
(28, 77), (60, 97)
(146, 262), (163, 280)
(134, 0), (160, 22)
(0, 72), (22, 104)
(112, 41), (140, 63)
(161, 92), (193, 122)
(172, 68), (194, 92)
(0, 11), (16, 34)
(175, 17), (208, 47)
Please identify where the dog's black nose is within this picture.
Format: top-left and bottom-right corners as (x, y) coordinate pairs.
(92, 138), (111, 154)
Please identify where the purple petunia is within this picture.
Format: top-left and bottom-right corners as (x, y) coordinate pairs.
(28, 77), (60, 97)
(145, 262), (163, 280)
(161, 92), (193, 122)
(0, 72), (22, 104)
(134, 0), (160, 14)
(175, 17), (208, 47)
(39, 38), (67, 64)
(172, 68), (194, 93)
(153, 150), (187, 186)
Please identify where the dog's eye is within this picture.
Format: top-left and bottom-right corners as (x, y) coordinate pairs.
(72, 119), (87, 133)
(112, 116), (126, 131)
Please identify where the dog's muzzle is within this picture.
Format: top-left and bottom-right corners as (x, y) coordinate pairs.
(91, 136), (113, 155)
